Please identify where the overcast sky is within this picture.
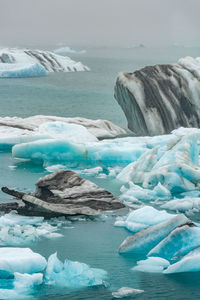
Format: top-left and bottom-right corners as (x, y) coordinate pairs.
(0, 0), (199, 47)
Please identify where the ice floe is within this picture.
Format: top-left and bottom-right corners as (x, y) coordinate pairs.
(45, 252), (107, 288)
(0, 248), (47, 276)
(112, 286), (144, 298)
(0, 48), (89, 75)
(0, 213), (62, 246)
(119, 206), (200, 274)
(0, 62), (47, 78)
(115, 206), (175, 232)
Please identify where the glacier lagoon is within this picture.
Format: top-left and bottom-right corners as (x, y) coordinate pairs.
(1, 46), (200, 299)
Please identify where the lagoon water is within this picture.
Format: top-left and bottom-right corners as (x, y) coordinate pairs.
(1, 46), (200, 299)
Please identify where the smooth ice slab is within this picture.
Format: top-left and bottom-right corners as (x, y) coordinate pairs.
(115, 206), (175, 232)
(0, 248), (47, 276)
(45, 253), (107, 288)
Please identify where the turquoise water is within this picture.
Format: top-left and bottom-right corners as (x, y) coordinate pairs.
(1, 46), (200, 299)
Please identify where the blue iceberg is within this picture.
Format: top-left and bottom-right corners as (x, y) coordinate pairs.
(45, 252), (107, 288)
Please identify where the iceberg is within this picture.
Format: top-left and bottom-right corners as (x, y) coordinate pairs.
(0, 62), (47, 78)
(119, 214), (188, 253)
(0, 213), (62, 246)
(53, 46), (86, 55)
(0, 48), (89, 74)
(0, 272), (43, 299)
(0, 115), (126, 150)
(0, 248), (47, 276)
(45, 252), (107, 288)
(115, 206), (175, 232)
(148, 223), (200, 260)
(112, 287), (144, 298)
(132, 257), (170, 273)
(38, 121), (98, 143)
(114, 56), (200, 135)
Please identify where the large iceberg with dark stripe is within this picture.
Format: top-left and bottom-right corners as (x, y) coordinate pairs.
(0, 48), (89, 78)
(114, 56), (200, 136)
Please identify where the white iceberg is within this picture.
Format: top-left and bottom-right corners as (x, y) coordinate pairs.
(0, 272), (43, 299)
(0, 48), (89, 75)
(112, 287), (144, 298)
(0, 115), (126, 150)
(53, 46), (86, 55)
(0, 248), (47, 276)
(45, 252), (107, 288)
(115, 206), (176, 232)
(0, 213), (62, 246)
(132, 257), (170, 273)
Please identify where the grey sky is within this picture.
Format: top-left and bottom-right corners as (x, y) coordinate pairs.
(0, 0), (199, 47)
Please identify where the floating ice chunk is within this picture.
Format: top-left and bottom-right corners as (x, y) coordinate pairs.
(0, 48), (89, 72)
(78, 166), (103, 176)
(54, 46), (86, 55)
(45, 164), (67, 172)
(0, 213), (62, 246)
(161, 197), (200, 214)
(39, 122), (98, 143)
(0, 214), (43, 226)
(0, 272), (43, 299)
(45, 252), (107, 288)
(14, 272), (43, 293)
(117, 147), (158, 184)
(12, 138), (146, 166)
(133, 257), (170, 273)
(119, 214), (188, 253)
(112, 287), (144, 298)
(119, 182), (171, 205)
(148, 223), (200, 260)
(115, 206), (176, 232)
(0, 62), (47, 78)
(0, 248), (47, 276)
(164, 246), (200, 274)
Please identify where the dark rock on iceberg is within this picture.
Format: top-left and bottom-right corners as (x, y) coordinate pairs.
(114, 57), (200, 135)
(1, 170), (124, 217)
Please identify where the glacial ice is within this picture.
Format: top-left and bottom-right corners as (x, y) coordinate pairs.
(118, 206), (200, 274)
(12, 138), (146, 166)
(112, 287), (144, 298)
(0, 115), (126, 150)
(119, 214), (188, 253)
(0, 48), (89, 74)
(0, 62), (47, 78)
(54, 46), (86, 55)
(0, 248), (47, 276)
(38, 121), (98, 143)
(45, 252), (107, 288)
(132, 257), (170, 273)
(115, 206), (175, 232)
(148, 224), (200, 260)
(0, 272), (43, 299)
(0, 214), (62, 246)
